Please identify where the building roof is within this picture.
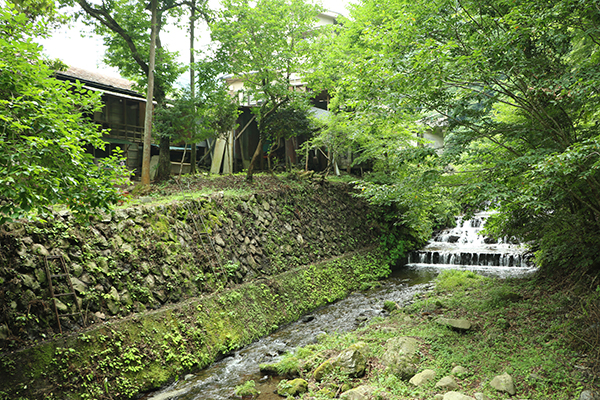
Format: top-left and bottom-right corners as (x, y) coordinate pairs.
(55, 66), (145, 99)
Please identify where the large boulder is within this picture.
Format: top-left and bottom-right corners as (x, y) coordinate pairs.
(490, 373), (516, 395)
(380, 337), (421, 380)
(314, 342), (369, 381)
(333, 341), (369, 378)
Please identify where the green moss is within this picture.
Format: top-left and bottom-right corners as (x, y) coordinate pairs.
(0, 248), (388, 399)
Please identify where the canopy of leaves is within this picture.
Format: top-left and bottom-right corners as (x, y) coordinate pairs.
(318, 0), (600, 273)
(210, 0), (323, 131)
(0, 4), (129, 223)
(74, 0), (186, 102)
(262, 103), (313, 143)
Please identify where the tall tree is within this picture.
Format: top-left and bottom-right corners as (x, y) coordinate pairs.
(141, 0), (158, 184)
(75, 0), (208, 181)
(210, 0), (323, 181)
(0, 3), (128, 223)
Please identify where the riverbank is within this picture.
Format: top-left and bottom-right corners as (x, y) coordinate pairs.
(0, 174), (381, 352)
(0, 174), (408, 399)
(257, 269), (599, 400)
(0, 248), (392, 399)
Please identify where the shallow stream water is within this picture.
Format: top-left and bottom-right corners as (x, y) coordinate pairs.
(144, 267), (437, 400)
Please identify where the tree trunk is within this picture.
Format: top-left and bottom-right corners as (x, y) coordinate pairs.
(246, 137), (263, 182)
(189, 1), (197, 174)
(141, 0), (158, 185)
(157, 135), (171, 181)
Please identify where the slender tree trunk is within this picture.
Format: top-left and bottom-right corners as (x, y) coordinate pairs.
(141, 0), (158, 185)
(157, 135), (171, 181)
(189, 1), (197, 174)
(246, 137), (263, 182)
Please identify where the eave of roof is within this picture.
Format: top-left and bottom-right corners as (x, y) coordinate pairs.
(55, 66), (146, 100)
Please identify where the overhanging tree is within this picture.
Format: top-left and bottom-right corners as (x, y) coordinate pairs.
(0, 4), (129, 223)
(323, 0), (600, 273)
(210, 0), (323, 181)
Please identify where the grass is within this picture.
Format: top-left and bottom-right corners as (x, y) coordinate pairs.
(261, 269), (599, 399)
(116, 171), (332, 208)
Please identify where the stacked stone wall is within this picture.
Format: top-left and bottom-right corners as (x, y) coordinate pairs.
(0, 182), (377, 350)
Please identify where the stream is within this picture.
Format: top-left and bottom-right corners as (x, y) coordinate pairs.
(144, 213), (537, 400)
(144, 267), (437, 400)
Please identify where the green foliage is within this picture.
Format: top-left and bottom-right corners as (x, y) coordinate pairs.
(75, 0), (185, 100)
(263, 103), (314, 168)
(210, 0), (324, 179)
(0, 5), (129, 223)
(234, 380), (259, 397)
(314, 0), (600, 274)
(435, 270), (486, 292)
(277, 273), (594, 400)
(154, 72), (239, 144)
(154, 57), (239, 144)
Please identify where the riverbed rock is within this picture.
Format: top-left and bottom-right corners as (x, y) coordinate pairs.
(490, 373), (516, 395)
(277, 378), (307, 397)
(436, 317), (473, 331)
(451, 365), (469, 376)
(314, 358), (333, 382)
(443, 392), (476, 400)
(340, 385), (381, 400)
(436, 376), (459, 391)
(314, 342), (369, 381)
(579, 390), (600, 400)
(409, 369), (436, 386)
(334, 341), (369, 378)
(381, 337), (421, 380)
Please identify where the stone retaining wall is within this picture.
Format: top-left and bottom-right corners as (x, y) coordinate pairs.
(0, 182), (377, 350)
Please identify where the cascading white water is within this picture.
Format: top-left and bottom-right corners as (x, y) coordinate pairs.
(406, 211), (535, 272)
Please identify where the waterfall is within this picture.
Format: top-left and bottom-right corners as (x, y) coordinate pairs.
(406, 212), (534, 272)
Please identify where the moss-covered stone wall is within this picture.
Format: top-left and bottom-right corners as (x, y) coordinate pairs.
(0, 181), (386, 398)
(0, 249), (390, 400)
(0, 182), (377, 349)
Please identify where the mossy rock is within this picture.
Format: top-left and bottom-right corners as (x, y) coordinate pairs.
(277, 378), (308, 397)
(314, 358), (334, 382)
(333, 341), (369, 378)
(380, 337), (421, 380)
